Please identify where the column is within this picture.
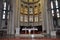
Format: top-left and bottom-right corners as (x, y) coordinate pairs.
(15, 0), (20, 35)
(44, 0), (50, 34)
(44, 0), (54, 34)
(40, 0), (45, 32)
(11, 0), (16, 35)
(7, 0), (14, 35)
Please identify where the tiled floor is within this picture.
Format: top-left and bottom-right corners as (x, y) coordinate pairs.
(0, 37), (60, 40)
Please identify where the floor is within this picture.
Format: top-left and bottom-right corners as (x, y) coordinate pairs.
(0, 37), (60, 40)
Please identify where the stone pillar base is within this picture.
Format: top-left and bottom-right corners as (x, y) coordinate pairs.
(15, 28), (20, 35)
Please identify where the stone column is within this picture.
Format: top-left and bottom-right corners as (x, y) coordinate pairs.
(15, 0), (20, 36)
(7, 11), (12, 35)
(11, 0), (16, 35)
(40, 0), (45, 32)
(44, 0), (54, 34)
(47, 0), (55, 37)
(7, 0), (16, 35)
(43, 0), (50, 34)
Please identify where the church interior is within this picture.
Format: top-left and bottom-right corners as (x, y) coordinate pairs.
(0, 0), (60, 40)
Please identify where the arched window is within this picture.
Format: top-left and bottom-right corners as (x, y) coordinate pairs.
(50, 0), (60, 27)
(51, 0), (60, 18)
(2, 1), (6, 19)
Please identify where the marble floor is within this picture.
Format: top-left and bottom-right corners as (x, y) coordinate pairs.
(0, 37), (60, 40)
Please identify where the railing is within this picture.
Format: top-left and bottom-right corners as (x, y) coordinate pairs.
(22, 27), (38, 34)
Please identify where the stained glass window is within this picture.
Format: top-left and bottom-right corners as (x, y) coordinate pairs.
(20, 7), (24, 14)
(29, 15), (33, 22)
(34, 15), (38, 22)
(24, 7), (28, 14)
(34, 7), (39, 15)
(24, 15), (28, 22)
(20, 15), (23, 22)
(29, 8), (33, 14)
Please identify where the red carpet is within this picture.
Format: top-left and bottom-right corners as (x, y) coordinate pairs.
(0, 37), (60, 40)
